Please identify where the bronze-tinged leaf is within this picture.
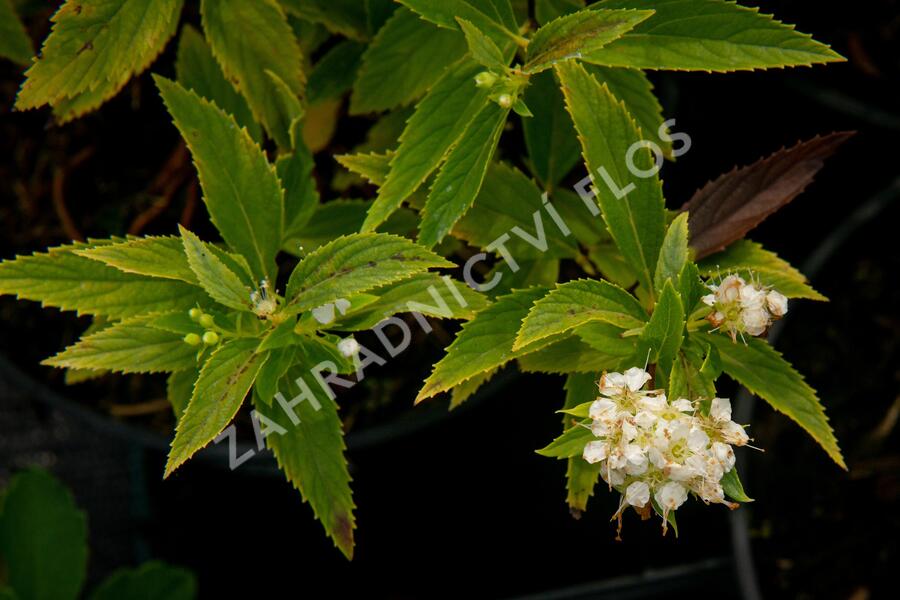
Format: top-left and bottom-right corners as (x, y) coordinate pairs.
(683, 132), (854, 259)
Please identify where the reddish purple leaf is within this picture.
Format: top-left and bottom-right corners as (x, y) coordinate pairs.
(683, 132), (854, 259)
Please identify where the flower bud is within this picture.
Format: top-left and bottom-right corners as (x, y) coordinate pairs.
(766, 290), (788, 317)
(338, 337), (360, 357)
(183, 333), (201, 346)
(202, 331), (219, 346)
(496, 93), (512, 108)
(474, 71), (498, 88)
(199, 313), (215, 328)
(188, 307), (202, 321)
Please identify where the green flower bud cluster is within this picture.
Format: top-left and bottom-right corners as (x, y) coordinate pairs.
(473, 69), (532, 117)
(184, 307), (220, 346)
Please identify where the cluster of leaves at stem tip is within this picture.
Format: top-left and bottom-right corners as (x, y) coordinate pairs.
(0, 0), (850, 556)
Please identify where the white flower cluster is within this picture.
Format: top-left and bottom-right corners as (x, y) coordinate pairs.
(581, 367), (749, 535)
(702, 274), (787, 340)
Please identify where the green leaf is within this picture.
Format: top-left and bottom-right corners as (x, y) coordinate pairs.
(668, 345), (716, 401)
(563, 372), (602, 511)
(515, 279), (647, 350)
(457, 18), (507, 71)
(418, 102), (509, 247)
(583, 0), (844, 72)
(697, 239), (825, 300)
(517, 335), (622, 373)
(705, 333), (845, 469)
(524, 7), (652, 73)
(286, 200), (418, 252)
(167, 368), (197, 420)
(180, 226), (251, 312)
(637, 279), (685, 376)
(452, 162), (579, 259)
(0, 0), (33, 65)
(335, 151), (392, 186)
(362, 59), (490, 231)
(43, 315), (198, 374)
(253, 346), (297, 406)
(576, 321), (636, 358)
(720, 468), (752, 503)
(555, 60), (666, 297)
(0, 243), (207, 319)
(449, 367), (498, 409)
(165, 338), (269, 477)
(255, 365), (355, 558)
(677, 261), (705, 315)
(536, 421), (592, 458)
(201, 0), (304, 145)
(417, 287), (560, 401)
(398, 0), (520, 48)
(15, 0), (183, 119)
(332, 274), (489, 331)
(75, 236), (196, 284)
(585, 65), (672, 159)
(277, 144), (319, 241)
(285, 233), (452, 316)
(156, 76), (285, 281)
(655, 212), (690, 291)
(175, 24), (261, 143)
(89, 562), (196, 600)
(535, 0), (584, 25)
(0, 470), (87, 600)
(307, 40), (366, 104)
(350, 7), (466, 114)
(281, 0), (370, 40)
(522, 71), (581, 190)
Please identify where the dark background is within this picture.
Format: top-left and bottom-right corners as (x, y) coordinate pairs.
(1, 1), (898, 598)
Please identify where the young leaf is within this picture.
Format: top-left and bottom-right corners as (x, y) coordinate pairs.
(582, 0), (844, 72)
(720, 468), (753, 503)
(0, 470), (87, 600)
(175, 24), (261, 142)
(556, 60), (666, 298)
(563, 373), (602, 511)
(704, 333), (845, 469)
(335, 151), (392, 187)
(0, 0), (33, 65)
(417, 287), (557, 401)
(457, 18), (507, 71)
(585, 65), (672, 159)
(636, 279), (685, 376)
(156, 76), (285, 282)
(362, 59), (490, 231)
(0, 243), (207, 319)
(654, 212), (690, 291)
(418, 102), (509, 247)
(536, 421), (593, 458)
(43, 315), (198, 374)
(350, 7), (466, 114)
(88, 562), (196, 600)
(15, 0), (183, 119)
(522, 71), (581, 190)
(697, 240), (825, 300)
(684, 132), (853, 259)
(75, 236), (196, 284)
(165, 338), (269, 477)
(254, 367), (356, 558)
(523, 8), (653, 73)
(285, 233), (453, 315)
(515, 279), (648, 351)
(201, 0), (304, 145)
(179, 226), (251, 312)
(398, 0), (520, 48)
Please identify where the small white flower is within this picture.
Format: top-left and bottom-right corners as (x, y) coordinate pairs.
(623, 444), (648, 475)
(583, 441), (607, 464)
(672, 398), (694, 413)
(687, 427), (710, 452)
(766, 290), (788, 317)
(655, 481), (688, 511)
(718, 275), (745, 303)
(741, 307), (769, 336)
(589, 398), (617, 420)
(739, 284), (767, 310)
(710, 398), (732, 422)
(338, 337), (360, 357)
(720, 420), (749, 446)
(639, 394), (668, 413)
(712, 441), (736, 472)
(622, 420), (638, 442)
(664, 462), (696, 482)
(601, 464), (626, 486)
(634, 410), (657, 430)
(701, 293), (716, 307)
(625, 481), (650, 507)
(623, 367), (652, 392)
